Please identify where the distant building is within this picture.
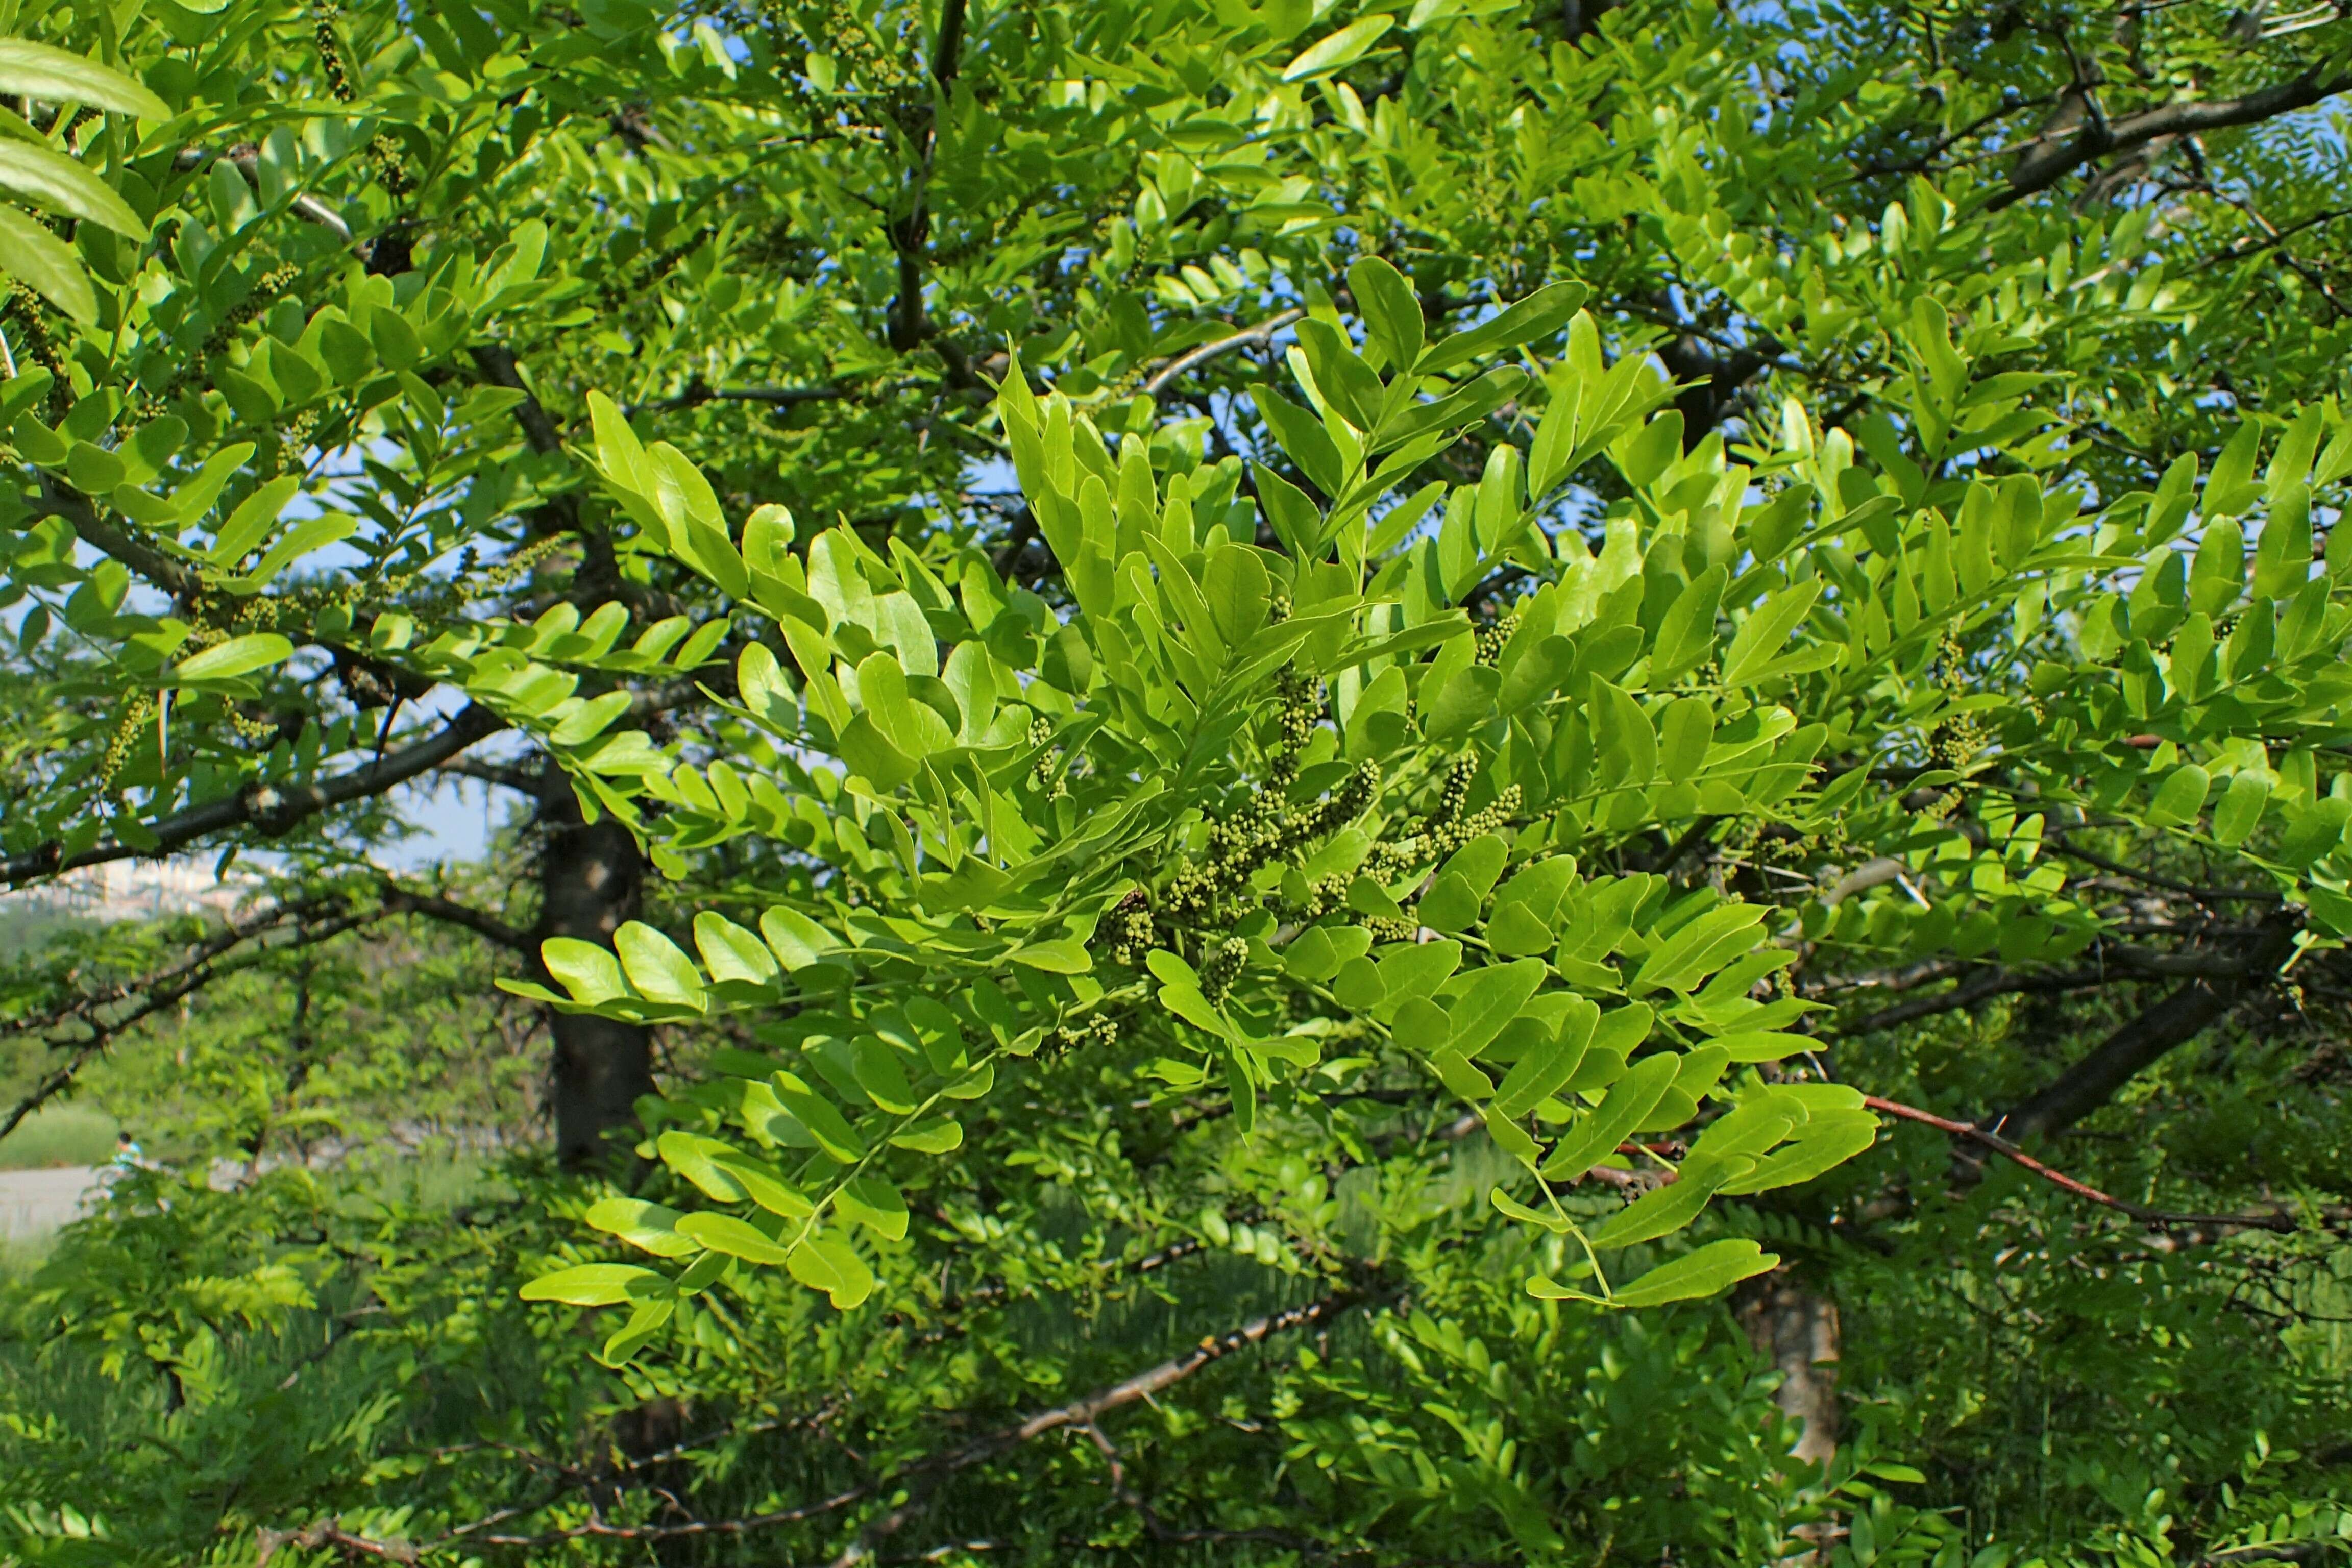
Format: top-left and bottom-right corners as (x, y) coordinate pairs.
(6, 860), (258, 924)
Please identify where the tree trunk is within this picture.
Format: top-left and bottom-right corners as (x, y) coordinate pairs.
(1738, 1273), (1841, 1467)
(533, 785), (655, 1172)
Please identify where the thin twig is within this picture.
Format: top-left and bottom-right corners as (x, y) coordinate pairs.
(255, 1519), (419, 1567)
(1142, 309), (1308, 396)
(1865, 1094), (2335, 1235)
(2048, 835), (2283, 904)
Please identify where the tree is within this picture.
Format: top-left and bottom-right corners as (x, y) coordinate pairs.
(9, 0), (2352, 1561)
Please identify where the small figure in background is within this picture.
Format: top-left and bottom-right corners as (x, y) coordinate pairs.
(112, 1130), (143, 1170)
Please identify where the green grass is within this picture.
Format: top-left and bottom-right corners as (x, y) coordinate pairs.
(0, 1232), (55, 1276)
(0, 1105), (119, 1170)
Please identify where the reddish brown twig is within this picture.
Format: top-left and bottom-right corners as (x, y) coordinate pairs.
(1864, 1095), (2317, 1235)
(255, 1520), (419, 1567)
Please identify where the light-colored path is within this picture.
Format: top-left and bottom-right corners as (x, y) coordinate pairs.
(0, 1166), (102, 1239)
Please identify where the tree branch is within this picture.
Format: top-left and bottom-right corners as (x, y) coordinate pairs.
(886, 0), (968, 353)
(2047, 835), (2283, 904)
(824, 1288), (1359, 1567)
(2, 895), (338, 1045)
(379, 883), (528, 951)
(468, 345), (566, 456)
(1076, 1419), (1312, 1553)
(625, 380), (853, 416)
(469, 345), (631, 600)
(1996, 68), (2352, 208)
(177, 145), (355, 244)
(465, 1288), (1359, 1555)
(1821, 856), (1907, 908)
(0, 900), (389, 1139)
(1866, 1094), (2339, 1235)
(1142, 309), (1307, 397)
(29, 477), (204, 601)
(1990, 912), (2304, 1140)
(1, 703), (509, 888)
(436, 758), (543, 793)
(1835, 965), (2115, 1036)
(255, 1518), (418, 1567)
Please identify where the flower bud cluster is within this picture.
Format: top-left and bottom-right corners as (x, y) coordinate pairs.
(314, 2), (412, 194)
(1428, 782), (1522, 859)
(99, 694), (157, 788)
(1027, 716), (1060, 795)
(1160, 748), (1376, 932)
(314, 3), (353, 100)
(1126, 668), (1377, 971)
(1289, 871), (1352, 921)
(1355, 757), (1521, 892)
(1916, 633), (1980, 821)
(1100, 889), (1156, 968)
(1474, 612), (1521, 668)
(1266, 668), (1320, 791)
(1199, 937), (1249, 1003)
(1045, 1014), (1120, 1058)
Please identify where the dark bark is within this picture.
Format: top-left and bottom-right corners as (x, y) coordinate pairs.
(1997, 68), (2352, 209)
(1560, 0), (1614, 42)
(467, 344), (625, 602)
(1, 703), (507, 887)
(532, 780), (655, 1171)
(1990, 911), (2302, 1141)
(885, 0), (968, 354)
(1658, 336), (1773, 445)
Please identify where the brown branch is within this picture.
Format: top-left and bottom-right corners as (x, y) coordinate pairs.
(1632, 814), (1721, 876)
(988, 506), (1038, 581)
(823, 1290), (1359, 1567)
(379, 884), (528, 951)
(468, 345), (565, 456)
(1821, 856), (1906, 908)
(1993, 911), (2303, 1139)
(2212, 204), (2352, 264)
(626, 380), (853, 416)
(29, 477), (204, 600)
(176, 145), (354, 243)
(464, 1290), (1359, 1556)
(1831, 928), (2295, 1038)
(1836, 966), (2114, 1035)
(1836, 93), (2055, 185)
(1864, 1095), (2336, 1235)
(1, 704), (509, 888)
(2, 894), (336, 1040)
(886, 0), (967, 353)
(436, 757), (543, 793)
(2183, 172), (2352, 321)
(1142, 309), (1307, 397)
(469, 345), (629, 600)
(1996, 68), (2352, 208)
(255, 1518), (419, 1567)
(1075, 1419), (1312, 1553)
(472, 1481), (876, 1548)
(2047, 836), (2282, 904)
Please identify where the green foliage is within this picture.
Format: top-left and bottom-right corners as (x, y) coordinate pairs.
(507, 288), (2352, 1356)
(6, 0), (2352, 1561)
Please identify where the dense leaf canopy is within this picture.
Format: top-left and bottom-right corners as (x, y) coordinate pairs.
(7, 0), (2352, 1563)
